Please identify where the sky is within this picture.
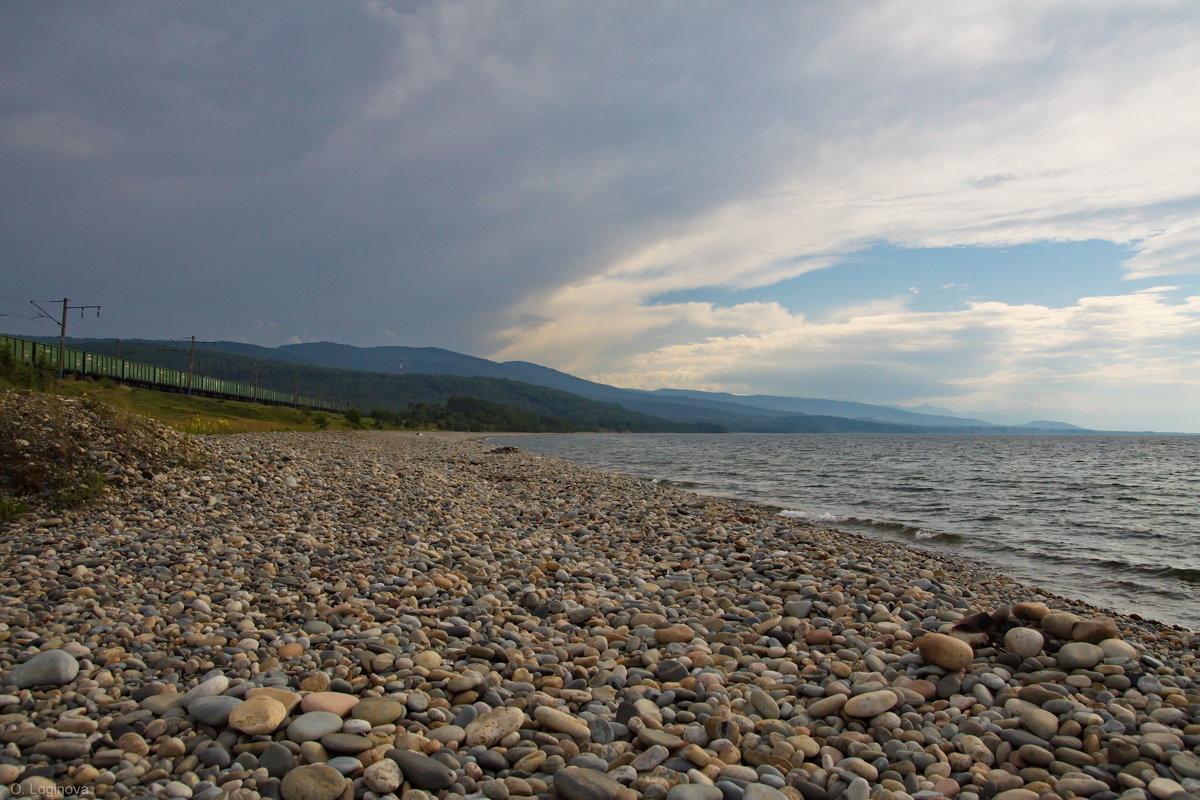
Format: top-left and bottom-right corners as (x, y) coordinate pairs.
(2, 2), (1200, 432)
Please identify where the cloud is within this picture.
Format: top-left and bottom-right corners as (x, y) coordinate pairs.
(585, 287), (1200, 430)
(2, 2), (1199, 428)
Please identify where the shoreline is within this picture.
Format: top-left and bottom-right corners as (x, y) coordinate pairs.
(482, 432), (1198, 634)
(0, 430), (1196, 800)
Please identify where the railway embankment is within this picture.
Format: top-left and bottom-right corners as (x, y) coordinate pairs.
(0, 390), (203, 514)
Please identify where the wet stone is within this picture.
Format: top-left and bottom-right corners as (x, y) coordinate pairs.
(288, 711), (345, 743)
(656, 659), (689, 683)
(260, 742), (296, 778)
(843, 689), (898, 718)
(280, 764), (346, 800)
(387, 749), (456, 790)
(189, 695), (243, 727)
(352, 697), (405, 727)
(183, 675), (230, 707)
(554, 766), (635, 800)
(1057, 642), (1105, 671)
(325, 756), (364, 776)
(466, 707), (526, 747)
(7, 649), (79, 688)
(320, 733), (373, 753)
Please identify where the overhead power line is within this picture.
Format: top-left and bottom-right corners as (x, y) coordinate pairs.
(30, 298), (101, 379)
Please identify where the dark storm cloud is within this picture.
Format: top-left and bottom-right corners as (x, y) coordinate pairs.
(0, 1), (843, 349)
(5, 2), (1200, 431)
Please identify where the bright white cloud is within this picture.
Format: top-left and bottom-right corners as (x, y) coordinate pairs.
(586, 288), (1200, 431)
(488, 2), (1200, 429)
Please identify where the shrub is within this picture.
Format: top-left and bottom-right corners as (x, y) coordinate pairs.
(0, 495), (30, 522)
(0, 348), (55, 390)
(0, 390), (204, 511)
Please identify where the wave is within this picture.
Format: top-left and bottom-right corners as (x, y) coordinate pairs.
(779, 510), (965, 544)
(1025, 550), (1200, 585)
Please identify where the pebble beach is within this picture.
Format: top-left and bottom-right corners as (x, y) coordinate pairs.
(1, 411), (1198, 800)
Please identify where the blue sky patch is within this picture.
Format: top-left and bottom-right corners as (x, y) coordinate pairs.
(648, 240), (1175, 317)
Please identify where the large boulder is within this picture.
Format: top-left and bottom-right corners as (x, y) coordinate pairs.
(918, 632), (974, 671)
(7, 650), (79, 688)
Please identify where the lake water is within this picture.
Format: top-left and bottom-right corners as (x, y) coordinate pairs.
(498, 433), (1200, 631)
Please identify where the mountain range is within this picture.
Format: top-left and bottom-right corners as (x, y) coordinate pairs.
(206, 340), (1091, 432)
(37, 335), (1092, 433)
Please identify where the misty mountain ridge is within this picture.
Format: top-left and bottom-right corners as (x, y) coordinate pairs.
(28, 334), (1090, 433)
(209, 339), (1082, 432)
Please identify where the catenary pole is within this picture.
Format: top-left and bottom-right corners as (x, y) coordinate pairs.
(58, 298), (68, 378)
(187, 335), (196, 394)
(37, 297), (101, 379)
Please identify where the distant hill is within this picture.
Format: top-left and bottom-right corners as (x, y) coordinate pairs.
(647, 388), (999, 428)
(1018, 420), (1083, 431)
(31, 337), (716, 433)
(30, 335), (1096, 433)
(199, 340), (1022, 430)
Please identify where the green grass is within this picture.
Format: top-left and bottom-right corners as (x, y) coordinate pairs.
(57, 379), (365, 433)
(0, 495), (30, 522)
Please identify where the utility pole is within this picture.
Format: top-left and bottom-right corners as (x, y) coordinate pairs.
(187, 335), (196, 395)
(158, 337), (214, 394)
(253, 362), (261, 401)
(29, 298), (101, 379)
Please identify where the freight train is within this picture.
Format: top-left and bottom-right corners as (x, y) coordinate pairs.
(1, 334), (342, 412)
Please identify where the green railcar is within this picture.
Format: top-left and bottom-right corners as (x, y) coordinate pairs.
(1, 334), (341, 412)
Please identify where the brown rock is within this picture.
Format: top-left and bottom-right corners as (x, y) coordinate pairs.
(1011, 602), (1051, 622)
(249, 686), (303, 713)
(1071, 617), (1118, 644)
(554, 766), (636, 800)
(414, 650), (442, 669)
(158, 737), (186, 758)
(280, 764), (347, 800)
(807, 694), (848, 717)
(843, 690), (899, 718)
(464, 706), (526, 747)
(299, 673), (331, 692)
(117, 732), (150, 756)
(654, 624), (695, 644)
(277, 642), (304, 659)
(352, 697), (406, 727)
(534, 705), (590, 739)
(917, 632), (974, 671)
(1099, 638), (1137, 659)
(1040, 611), (1081, 640)
(904, 679), (938, 700)
(805, 629), (833, 645)
(29, 739), (90, 760)
(300, 692), (359, 716)
(228, 696), (288, 735)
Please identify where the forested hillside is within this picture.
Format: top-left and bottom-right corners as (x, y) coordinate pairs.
(53, 338), (717, 432)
